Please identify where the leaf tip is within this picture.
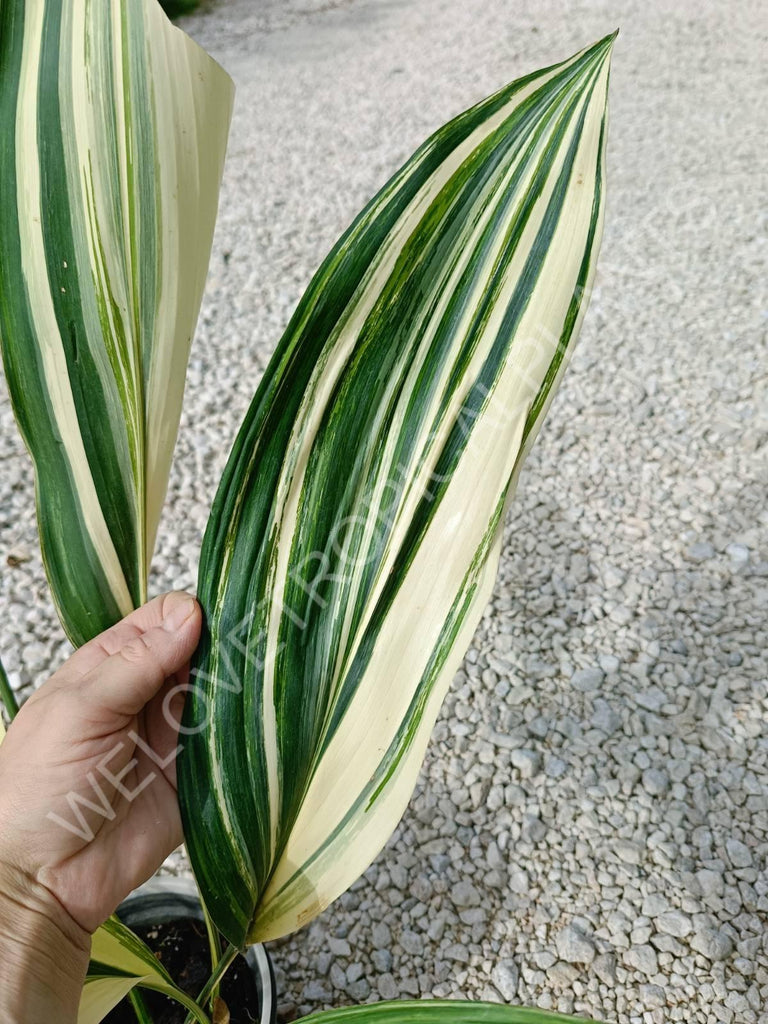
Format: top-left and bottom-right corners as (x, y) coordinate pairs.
(596, 28), (619, 50)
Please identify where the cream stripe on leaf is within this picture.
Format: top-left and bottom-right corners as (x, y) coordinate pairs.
(0, 0), (234, 646)
(179, 33), (614, 948)
(79, 917), (211, 1024)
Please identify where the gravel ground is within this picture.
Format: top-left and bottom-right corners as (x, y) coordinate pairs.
(1, 0), (766, 1022)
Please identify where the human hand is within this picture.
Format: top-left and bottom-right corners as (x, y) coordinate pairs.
(0, 592), (201, 1021)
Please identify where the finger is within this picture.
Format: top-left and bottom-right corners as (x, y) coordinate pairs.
(79, 593), (201, 717)
(63, 592), (197, 679)
(143, 666), (190, 789)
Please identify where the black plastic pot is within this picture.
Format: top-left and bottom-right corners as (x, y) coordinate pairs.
(112, 877), (277, 1024)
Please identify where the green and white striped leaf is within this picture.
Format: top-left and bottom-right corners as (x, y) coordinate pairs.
(80, 916), (210, 1024)
(180, 34), (614, 947)
(298, 1003), (598, 1024)
(0, 0), (234, 646)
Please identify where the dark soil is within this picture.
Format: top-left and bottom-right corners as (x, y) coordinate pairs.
(105, 917), (260, 1024)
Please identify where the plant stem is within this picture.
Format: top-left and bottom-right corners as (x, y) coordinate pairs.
(0, 654), (19, 722)
(201, 897), (223, 1003)
(129, 989), (154, 1024)
(183, 942), (239, 1023)
(140, 980), (212, 1024)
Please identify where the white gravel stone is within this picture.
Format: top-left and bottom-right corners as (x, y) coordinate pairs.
(371, 949), (392, 972)
(592, 953), (617, 985)
(450, 880), (480, 907)
(696, 869), (725, 899)
(555, 924), (596, 965)
(547, 962), (579, 988)
(725, 543), (749, 563)
(615, 840), (644, 865)
(372, 923), (390, 949)
(591, 699), (622, 735)
(570, 666), (604, 692)
(491, 959), (519, 1001)
(509, 748), (542, 778)
(399, 930), (421, 955)
(726, 838), (752, 867)
(685, 541), (716, 562)
(377, 974), (399, 1000)
(328, 937), (351, 957)
(690, 926), (735, 962)
(623, 945), (659, 977)
(508, 868), (529, 894)
(644, 768), (671, 795)
(641, 893), (669, 918)
(656, 910), (692, 938)
(640, 984), (666, 1009)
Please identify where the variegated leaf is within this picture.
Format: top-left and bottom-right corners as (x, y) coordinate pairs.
(0, 0), (234, 646)
(80, 916), (211, 1024)
(180, 34), (614, 946)
(298, 1003), (598, 1024)
(79, 977), (145, 1024)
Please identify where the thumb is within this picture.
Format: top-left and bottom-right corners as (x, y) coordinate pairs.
(80, 592), (202, 716)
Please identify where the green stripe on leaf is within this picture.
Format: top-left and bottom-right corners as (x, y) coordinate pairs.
(180, 35), (614, 947)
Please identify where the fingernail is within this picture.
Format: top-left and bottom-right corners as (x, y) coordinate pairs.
(163, 594), (197, 632)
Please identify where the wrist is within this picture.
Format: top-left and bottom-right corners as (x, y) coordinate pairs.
(0, 859), (90, 1023)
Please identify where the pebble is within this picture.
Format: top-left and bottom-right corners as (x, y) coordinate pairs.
(372, 922), (391, 948)
(491, 959), (519, 1001)
(450, 880), (480, 907)
(592, 700), (622, 735)
(570, 666), (605, 692)
(598, 653), (621, 674)
(544, 756), (567, 778)
(377, 974), (399, 1000)
(656, 911), (692, 938)
(328, 937), (351, 957)
(555, 924), (596, 965)
(642, 768), (669, 795)
(696, 869), (725, 898)
(399, 930), (422, 955)
(510, 748), (542, 778)
(725, 543), (749, 563)
(726, 838), (752, 867)
(346, 962), (364, 983)
(372, 949), (392, 972)
(615, 840), (644, 865)
(508, 868), (530, 894)
(641, 894), (669, 917)
(623, 945), (659, 977)
(690, 926), (734, 962)
(633, 687), (668, 712)
(686, 541), (716, 562)
(640, 984), (667, 1009)
(547, 962), (579, 987)
(521, 816), (548, 843)
(302, 981), (331, 1002)
(592, 953), (617, 985)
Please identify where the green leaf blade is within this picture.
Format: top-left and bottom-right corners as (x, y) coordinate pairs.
(79, 917), (212, 1024)
(298, 1002), (600, 1024)
(0, 0), (234, 646)
(180, 34), (614, 947)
